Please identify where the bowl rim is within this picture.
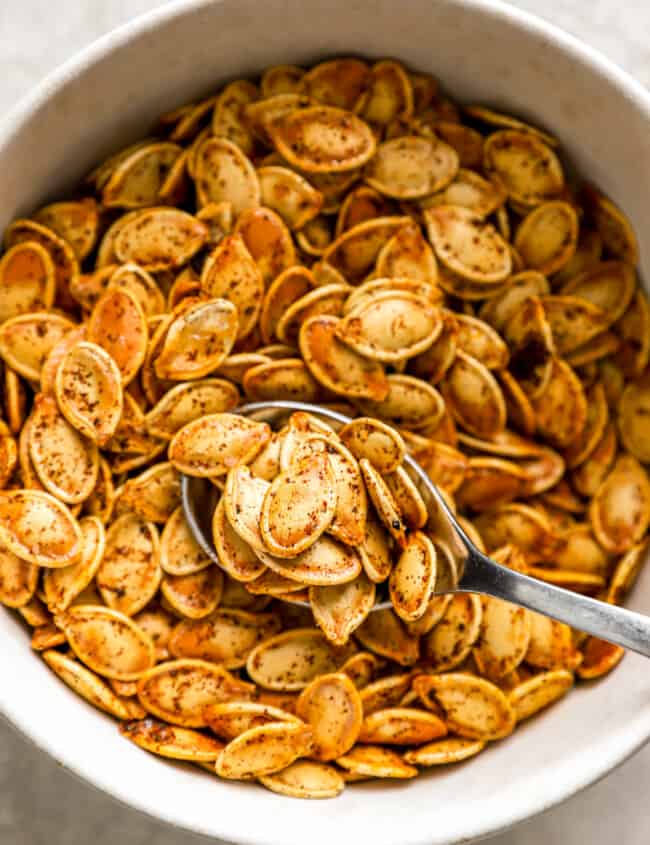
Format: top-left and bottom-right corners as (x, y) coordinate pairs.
(1, 0), (650, 843)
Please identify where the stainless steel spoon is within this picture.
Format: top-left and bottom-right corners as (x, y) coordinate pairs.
(181, 400), (650, 658)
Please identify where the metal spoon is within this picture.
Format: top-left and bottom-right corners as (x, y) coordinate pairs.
(181, 400), (650, 658)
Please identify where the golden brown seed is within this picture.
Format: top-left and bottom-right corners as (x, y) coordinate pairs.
(0, 242), (56, 323)
(577, 636), (625, 679)
(589, 455), (650, 553)
(0, 489), (82, 568)
(339, 417), (405, 474)
(514, 201), (578, 275)
(120, 718), (224, 761)
(359, 59), (413, 124)
(113, 207), (208, 270)
(357, 374), (444, 431)
(145, 379), (239, 440)
(483, 130), (564, 206)
(119, 462), (181, 524)
(532, 358), (588, 449)
(243, 359), (320, 404)
(235, 206), (296, 286)
(212, 497), (265, 581)
(161, 567), (224, 619)
(247, 628), (355, 691)
(160, 506), (213, 576)
(258, 167), (323, 231)
(169, 414), (270, 478)
(336, 292), (441, 363)
(43, 649), (147, 720)
(359, 674), (412, 715)
(455, 314), (509, 370)
(55, 342), (123, 445)
(415, 672), (516, 740)
(619, 374), (650, 463)
(203, 700), (301, 740)
(0, 543), (39, 608)
(302, 58), (368, 108)
(322, 217), (407, 283)
(259, 266), (314, 344)
(200, 234), (264, 340)
(421, 594), (482, 671)
(442, 352), (506, 438)
(270, 106), (376, 173)
(4, 218), (80, 304)
(169, 608), (280, 668)
(156, 298), (239, 380)
(365, 136), (458, 199)
(43, 516), (105, 612)
(33, 199), (99, 261)
(542, 295), (610, 356)
(356, 609), (419, 666)
(102, 142), (183, 209)
(473, 598), (532, 681)
(216, 721), (314, 779)
(389, 532), (437, 622)
(260, 451), (337, 558)
(56, 604), (155, 680)
(336, 745), (417, 779)
(525, 613), (579, 670)
(424, 205), (511, 284)
(97, 513), (161, 616)
(358, 707), (447, 745)
(276, 284), (349, 346)
(87, 287), (148, 385)
(296, 673), (363, 760)
(259, 760), (345, 799)
(28, 394), (99, 505)
(255, 534), (362, 587)
(194, 137), (260, 214)
(136, 659), (254, 726)
(374, 225), (439, 285)
(299, 315), (389, 401)
(309, 574), (375, 646)
(561, 260), (636, 323)
(403, 737), (486, 766)
(0, 313), (76, 383)
(509, 670), (574, 721)
(359, 458), (406, 548)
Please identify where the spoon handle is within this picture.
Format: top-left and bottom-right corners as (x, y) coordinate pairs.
(461, 552), (650, 657)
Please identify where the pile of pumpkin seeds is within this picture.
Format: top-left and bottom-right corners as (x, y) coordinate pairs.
(0, 56), (648, 798)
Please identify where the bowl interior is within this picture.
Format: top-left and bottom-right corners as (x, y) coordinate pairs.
(1, 1), (650, 844)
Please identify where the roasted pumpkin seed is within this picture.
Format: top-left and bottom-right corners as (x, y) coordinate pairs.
(57, 604), (155, 680)
(247, 628), (355, 691)
(589, 455), (650, 553)
(0, 489), (82, 567)
(365, 136), (458, 199)
(97, 513), (161, 616)
(170, 414), (270, 478)
(425, 205), (511, 284)
(300, 315), (389, 401)
(43, 649), (146, 720)
(415, 672), (515, 740)
(336, 745), (417, 779)
(270, 106), (376, 173)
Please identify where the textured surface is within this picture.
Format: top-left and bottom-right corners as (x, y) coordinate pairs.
(0, 1), (649, 843)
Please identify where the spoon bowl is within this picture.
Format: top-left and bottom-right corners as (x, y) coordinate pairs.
(181, 400), (650, 657)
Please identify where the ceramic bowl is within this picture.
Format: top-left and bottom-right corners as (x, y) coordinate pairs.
(1, 1), (649, 843)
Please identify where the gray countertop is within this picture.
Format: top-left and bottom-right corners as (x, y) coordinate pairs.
(1, 1), (649, 843)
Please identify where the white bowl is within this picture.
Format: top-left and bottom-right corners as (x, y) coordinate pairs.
(1, 1), (650, 843)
